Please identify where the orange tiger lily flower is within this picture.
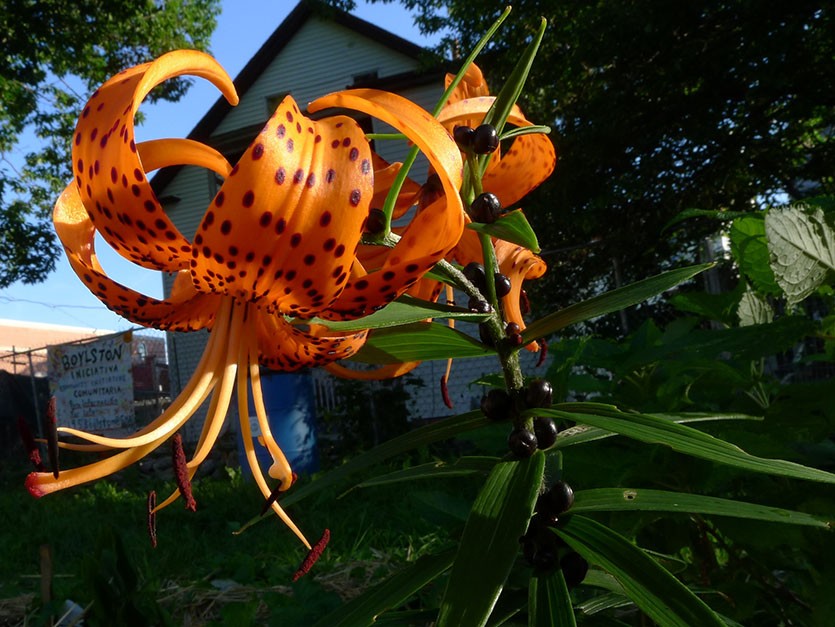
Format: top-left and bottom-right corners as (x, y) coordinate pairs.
(26, 50), (463, 562)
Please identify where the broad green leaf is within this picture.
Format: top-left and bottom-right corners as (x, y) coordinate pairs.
(235, 411), (489, 534)
(466, 210), (540, 252)
(765, 203), (835, 304)
(529, 570), (576, 627)
(730, 216), (780, 294)
(668, 281), (745, 326)
(521, 264), (712, 344)
(437, 453), (546, 627)
(350, 322), (495, 364)
(313, 549), (456, 627)
(545, 404), (835, 485)
(554, 516), (725, 627)
(657, 315), (815, 361)
(307, 295), (490, 331)
(353, 456), (499, 490)
(553, 413), (762, 449)
(571, 488), (831, 528)
(737, 285), (773, 326)
(662, 207), (755, 232)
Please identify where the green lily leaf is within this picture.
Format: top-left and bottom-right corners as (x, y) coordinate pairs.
(576, 591), (634, 616)
(286, 411), (487, 507)
(554, 516), (725, 627)
(521, 264), (713, 344)
(571, 488), (831, 528)
(529, 569), (576, 627)
(553, 412), (762, 449)
(313, 549), (456, 627)
(234, 411), (489, 534)
(544, 404), (835, 485)
(730, 216), (781, 295)
(350, 322), (495, 364)
(480, 17), (547, 134)
(500, 125), (552, 141)
(353, 456), (499, 490)
(374, 610), (440, 626)
(306, 295), (490, 331)
(437, 452), (546, 627)
(467, 210), (540, 252)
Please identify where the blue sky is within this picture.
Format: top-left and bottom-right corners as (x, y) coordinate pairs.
(0, 0), (438, 332)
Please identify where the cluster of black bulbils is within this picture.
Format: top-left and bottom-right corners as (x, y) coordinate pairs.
(453, 124), (505, 225)
(462, 261), (511, 317)
(481, 378), (557, 457)
(454, 123), (500, 155)
(521, 480), (588, 585)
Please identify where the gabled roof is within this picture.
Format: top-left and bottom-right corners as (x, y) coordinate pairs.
(151, 0), (438, 193)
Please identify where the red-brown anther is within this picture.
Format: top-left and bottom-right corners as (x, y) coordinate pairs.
(292, 528), (330, 581)
(441, 375), (453, 409)
(520, 289), (531, 316)
(147, 491), (158, 548)
(44, 397), (59, 478)
(171, 433), (196, 511)
(536, 339), (548, 367)
(16, 414), (44, 471)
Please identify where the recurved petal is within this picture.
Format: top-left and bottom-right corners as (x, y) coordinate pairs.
(191, 96), (373, 318)
(54, 183), (221, 330)
(481, 132), (556, 208)
(444, 64), (489, 103)
(309, 89), (464, 317)
(72, 50), (237, 272)
(495, 239), (547, 351)
(370, 154), (421, 220)
(256, 312), (368, 372)
(54, 138), (232, 330)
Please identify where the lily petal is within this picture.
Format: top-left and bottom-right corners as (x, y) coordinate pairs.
(256, 314), (368, 372)
(309, 89), (464, 316)
(72, 50), (237, 271)
(54, 138), (232, 330)
(192, 95), (373, 319)
(495, 239), (547, 351)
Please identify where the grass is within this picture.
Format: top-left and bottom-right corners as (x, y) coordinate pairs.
(0, 457), (478, 625)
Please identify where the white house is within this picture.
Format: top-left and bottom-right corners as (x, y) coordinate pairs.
(152, 0), (545, 437)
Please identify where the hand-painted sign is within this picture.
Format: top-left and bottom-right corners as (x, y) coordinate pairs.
(47, 332), (135, 434)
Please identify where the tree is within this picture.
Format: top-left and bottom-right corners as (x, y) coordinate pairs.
(0, 0), (220, 287)
(334, 0), (835, 331)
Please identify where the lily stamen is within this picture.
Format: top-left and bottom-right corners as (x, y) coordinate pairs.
(171, 433), (196, 511)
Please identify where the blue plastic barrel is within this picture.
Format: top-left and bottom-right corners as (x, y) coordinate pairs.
(236, 371), (319, 480)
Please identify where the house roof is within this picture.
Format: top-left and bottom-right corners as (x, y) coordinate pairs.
(151, 0), (440, 194)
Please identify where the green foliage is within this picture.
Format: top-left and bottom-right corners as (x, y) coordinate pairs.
(334, 0), (835, 330)
(15, 7), (835, 625)
(0, 0), (220, 287)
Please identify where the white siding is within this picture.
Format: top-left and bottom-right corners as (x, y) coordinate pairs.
(162, 165), (216, 240)
(214, 18), (422, 136)
(154, 10), (486, 434)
